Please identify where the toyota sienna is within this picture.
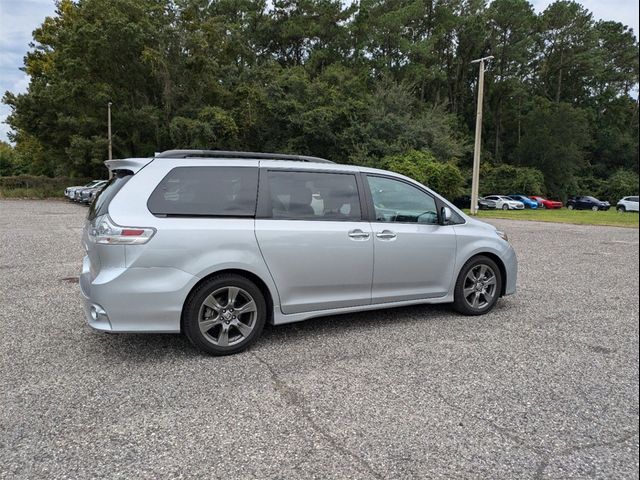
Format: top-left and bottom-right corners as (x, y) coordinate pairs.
(81, 150), (517, 355)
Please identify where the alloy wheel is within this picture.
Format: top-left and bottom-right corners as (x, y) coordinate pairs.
(462, 264), (497, 310)
(197, 286), (258, 347)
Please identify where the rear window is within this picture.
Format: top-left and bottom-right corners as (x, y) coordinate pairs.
(147, 166), (258, 216)
(88, 172), (132, 221)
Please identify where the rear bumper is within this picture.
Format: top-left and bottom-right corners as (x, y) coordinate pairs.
(80, 255), (197, 333)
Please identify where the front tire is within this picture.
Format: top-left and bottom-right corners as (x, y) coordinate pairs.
(568, 204), (574, 210)
(453, 256), (502, 316)
(502, 204), (509, 210)
(617, 206), (626, 213)
(183, 274), (267, 355)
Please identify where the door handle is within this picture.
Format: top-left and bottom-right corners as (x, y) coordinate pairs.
(376, 230), (397, 240)
(348, 229), (370, 240)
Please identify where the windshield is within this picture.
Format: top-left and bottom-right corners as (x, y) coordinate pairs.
(88, 172), (132, 221)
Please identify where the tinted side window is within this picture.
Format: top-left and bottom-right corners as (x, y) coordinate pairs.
(367, 175), (438, 225)
(267, 171), (362, 221)
(148, 167), (258, 216)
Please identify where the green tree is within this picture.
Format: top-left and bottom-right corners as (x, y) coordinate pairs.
(383, 149), (465, 199)
(481, 164), (546, 196)
(0, 142), (18, 176)
(518, 98), (591, 198)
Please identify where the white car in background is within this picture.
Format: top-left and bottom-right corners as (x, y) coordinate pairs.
(484, 195), (525, 210)
(616, 196), (639, 212)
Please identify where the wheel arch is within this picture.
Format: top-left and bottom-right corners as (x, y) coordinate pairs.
(180, 269), (275, 332)
(463, 252), (508, 297)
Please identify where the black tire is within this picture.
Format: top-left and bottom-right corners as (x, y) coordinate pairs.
(183, 274), (267, 355)
(617, 206), (626, 213)
(567, 204), (574, 210)
(453, 256), (503, 316)
(502, 204), (509, 210)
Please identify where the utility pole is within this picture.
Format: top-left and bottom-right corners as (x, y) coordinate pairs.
(107, 102), (113, 161)
(107, 102), (113, 179)
(469, 56), (493, 215)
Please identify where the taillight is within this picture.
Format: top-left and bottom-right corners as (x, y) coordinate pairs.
(88, 215), (155, 245)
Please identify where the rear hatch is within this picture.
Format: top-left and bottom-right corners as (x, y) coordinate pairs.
(82, 158), (152, 286)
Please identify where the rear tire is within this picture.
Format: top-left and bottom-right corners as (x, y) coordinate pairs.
(453, 256), (502, 316)
(183, 274), (267, 355)
(591, 206), (598, 212)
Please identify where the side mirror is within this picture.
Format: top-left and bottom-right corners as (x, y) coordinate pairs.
(441, 206), (452, 225)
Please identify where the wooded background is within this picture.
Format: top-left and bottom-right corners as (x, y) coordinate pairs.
(1, 0), (638, 201)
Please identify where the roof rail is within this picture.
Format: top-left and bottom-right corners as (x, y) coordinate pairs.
(155, 149), (334, 164)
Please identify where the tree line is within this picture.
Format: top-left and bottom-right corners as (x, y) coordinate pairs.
(2, 0), (638, 201)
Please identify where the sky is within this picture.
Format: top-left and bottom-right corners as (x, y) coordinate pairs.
(0, 0), (639, 143)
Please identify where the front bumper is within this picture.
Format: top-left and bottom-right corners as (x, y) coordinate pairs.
(502, 244), (518, 296)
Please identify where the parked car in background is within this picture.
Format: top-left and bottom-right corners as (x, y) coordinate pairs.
(81, 149), (517, 355)
(484, 195), (525, 210)
(74, 181), (107, 202)
(616, 196), (639, 212)
(453, 195), (497, 210)
(508, 194), (538, 209)
(529, 196), (563, 209)
(65, 180), (103, 199)
(566, 196), (610, 211)
(79, 181), (108, 204)
(479, 197), (498, 210)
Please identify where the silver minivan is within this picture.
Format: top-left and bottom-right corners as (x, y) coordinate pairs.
(81, 150), (517, 355)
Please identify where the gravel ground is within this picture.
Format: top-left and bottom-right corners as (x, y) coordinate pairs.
(0, 199), (638, 479)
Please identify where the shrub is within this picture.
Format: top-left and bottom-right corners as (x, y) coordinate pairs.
(0, 175), (93, 198)
(603, 169), (639, 203)
(383, 150), (465, 200)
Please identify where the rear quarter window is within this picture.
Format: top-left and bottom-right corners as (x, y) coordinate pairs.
(147, 166), (258, 216)
(88, 172), (132, 221)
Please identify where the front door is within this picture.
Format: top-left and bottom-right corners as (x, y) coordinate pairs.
(365, 175), (457, 303)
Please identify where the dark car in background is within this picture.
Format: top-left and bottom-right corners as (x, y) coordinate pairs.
(567, 196), (610, 211)
(453, 195), (497, 210)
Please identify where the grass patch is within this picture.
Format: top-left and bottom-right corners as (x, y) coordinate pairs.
(465, 208), (639, 228)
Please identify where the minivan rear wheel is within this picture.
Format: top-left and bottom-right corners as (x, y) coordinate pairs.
(184, 274), (266, 355)
(453, 256), (502, 316)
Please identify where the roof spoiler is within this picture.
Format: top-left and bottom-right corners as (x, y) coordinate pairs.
(104, 158), (152, 174)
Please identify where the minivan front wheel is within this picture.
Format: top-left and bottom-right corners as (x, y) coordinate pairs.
(184, 274), (266, 355)
(453, 256), (502, 316)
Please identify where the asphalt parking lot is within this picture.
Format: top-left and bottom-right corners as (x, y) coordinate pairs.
(0, 199), (638, 479)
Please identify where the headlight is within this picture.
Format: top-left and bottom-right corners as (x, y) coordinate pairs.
(495, 230), (509, 242)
